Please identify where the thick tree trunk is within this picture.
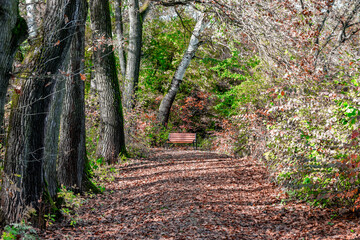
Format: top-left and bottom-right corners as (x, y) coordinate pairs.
(123, 0), (150, 110)
(113, 0), (126, 77)
(90, 0), (126, 163)
(25, 0), (38, 39)
(1, 0), (81, 224)
(43, 69), (66, 198)
(58, 0), (88, 192)
(0, 1), (27, 142)
(157, 12), (206, 126)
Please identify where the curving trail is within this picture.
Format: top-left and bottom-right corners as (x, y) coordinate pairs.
(42, 149), (360, 239)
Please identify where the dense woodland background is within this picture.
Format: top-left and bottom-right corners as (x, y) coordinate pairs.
(1, 0), (360, 237)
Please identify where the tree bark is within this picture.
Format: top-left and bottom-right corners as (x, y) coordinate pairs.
(90, 0), (126, 163)
(123, 0), (150, 110)
(58, 0), (88, 192)
(0, 0), (28, 143)
(25, 0), (38, 39)
(43, 67), (66, 198)
(113, 0), (126, 77)
(157, 12), (206, 126)
(1, 0), (81, 224)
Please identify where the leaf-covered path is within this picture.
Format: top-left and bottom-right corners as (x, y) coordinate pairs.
(42, 149), (360, 239)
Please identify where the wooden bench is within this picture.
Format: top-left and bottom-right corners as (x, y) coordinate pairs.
(166, 133), (197, 150)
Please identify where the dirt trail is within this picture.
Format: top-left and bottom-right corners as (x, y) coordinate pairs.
(42, 149), (360, 239)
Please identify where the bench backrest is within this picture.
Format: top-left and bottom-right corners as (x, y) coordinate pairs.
(168, 133), (196, 142)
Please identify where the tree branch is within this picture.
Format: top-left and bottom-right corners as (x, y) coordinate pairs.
(152, 0), (200, 7)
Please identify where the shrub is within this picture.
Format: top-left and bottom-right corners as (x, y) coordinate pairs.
(1, 222), (37, 240)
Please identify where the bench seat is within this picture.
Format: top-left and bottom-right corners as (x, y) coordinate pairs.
(166, 133), (197, 149)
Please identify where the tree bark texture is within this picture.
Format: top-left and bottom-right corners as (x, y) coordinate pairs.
(114, 0), (126, 77)
(0, 0), (27, 142)
(58, 0), (88, 192)
(25, 0), (38, 39)
(1, 0), (81, 224)
(43, 67), (66, 198)
(123, 0), (149, 110)
(157, 12), (206, 126)
(90, 0), (126, 163)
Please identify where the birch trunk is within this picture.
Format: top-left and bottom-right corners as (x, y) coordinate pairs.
(25, 0), (38, 39)
(90, 0), (126, 163)
(157, 12), (206, 126)
(1, 0), (81, 224)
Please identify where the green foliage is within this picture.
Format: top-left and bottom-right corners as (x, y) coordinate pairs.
(147, 124), (172, 147)
(139, 15), (266, 151)
(202, 51), (261, 117)
(84, 47), (93, 94)
(204, 52), (268, 156)
(1, 222), (38, 240)
(197, 136), (214, 151)
(263, 76), (360, 208)
(85, 93), (101, 170)
(208, 51), (259, 82)
(43, 214), (56, 226)
(94, 165), (118, 183)
(336, 100), (360, 127)
(89, 157), (104, 171)
(57, 186), (84, 226)
(140, 17), (193, 97)
(214, 79), (262, 117)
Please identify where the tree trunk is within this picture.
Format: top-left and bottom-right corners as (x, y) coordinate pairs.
(58, 0), (89, 192)
(0, 0), (28, 143)
(157, 12), (206, 126)
(43, 67), (66, 198)
(113, 0), (126, 78)
(123, 0), (150, 110)
(1, 0), (81, 224)
(25, 0), (38, 39)
(90, 0), (126, 164)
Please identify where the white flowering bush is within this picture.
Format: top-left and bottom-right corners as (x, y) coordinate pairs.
(263, 79), (360, 207)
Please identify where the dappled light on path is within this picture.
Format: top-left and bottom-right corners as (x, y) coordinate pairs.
(41, 149), (360, 239)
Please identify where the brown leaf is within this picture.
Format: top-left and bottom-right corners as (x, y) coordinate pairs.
(80, 73), (86, 81)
